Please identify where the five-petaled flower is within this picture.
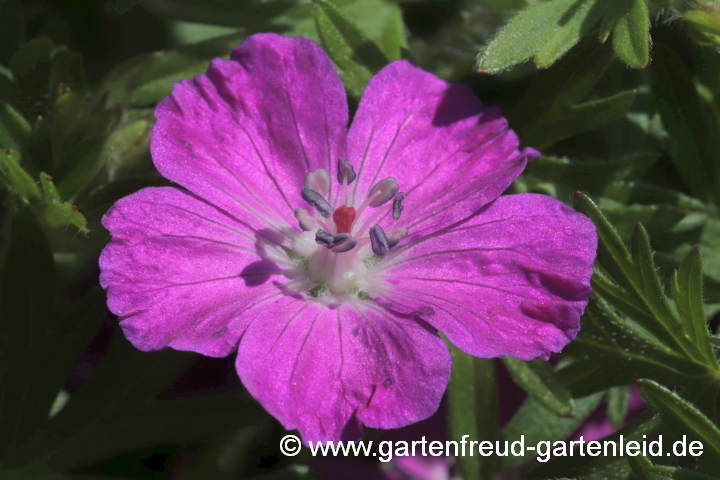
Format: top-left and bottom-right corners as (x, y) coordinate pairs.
(100, 34), (596, 443)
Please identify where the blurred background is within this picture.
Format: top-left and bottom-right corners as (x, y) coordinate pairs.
(1, 0), (720, 479)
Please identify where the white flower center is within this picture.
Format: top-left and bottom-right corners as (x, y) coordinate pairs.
(284, 159), (408, 302)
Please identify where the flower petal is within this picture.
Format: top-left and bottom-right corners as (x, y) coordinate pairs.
(235, 301), (450, 442)
(372, 194), (596, 360)
(100, 187), (290, 356)
(347, 60), (537, 235)
(152, 33), (348, 231)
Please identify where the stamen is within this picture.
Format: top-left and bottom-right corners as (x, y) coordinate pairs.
(303, 187), (333, 218)
(337, 158), (357, 185)
(367, 177), (399, 207)
(369, 225), (390, 257)
(305, 169), (330, 196)
(315, 230), (356, 253)
(294, 208), (314, 231)
(387, 227), (408, 247)
(333, 206), (356, 234)
(331, 235), (357, 253)
(392, 192), (405, 220)
(315, 229), (335, 248)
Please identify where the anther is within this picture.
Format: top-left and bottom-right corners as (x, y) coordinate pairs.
(369, 225), (390, 256)
(294, 208), (313, 232)
(315, 229), (335, 248)
(367, 177), (398, 207)
(337, 158), (356, 185)
(304, 169), (330, 196)
(387, 227), (408, 248)
(392, 192), (405, 220)
(331, 235), (357, 253)
(302, 187), (333, 218)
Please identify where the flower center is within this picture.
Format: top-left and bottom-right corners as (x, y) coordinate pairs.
(289, 158), (408, 300)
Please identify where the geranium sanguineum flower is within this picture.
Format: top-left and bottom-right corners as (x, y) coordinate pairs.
(99, 34), (596, 443)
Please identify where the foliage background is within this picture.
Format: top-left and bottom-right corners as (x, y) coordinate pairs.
(1, 0), (720, 479)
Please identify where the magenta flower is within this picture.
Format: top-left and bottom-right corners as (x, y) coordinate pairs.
(99, 34), (596, 442)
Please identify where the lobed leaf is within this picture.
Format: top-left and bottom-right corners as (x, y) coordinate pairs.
(500, 391), (604, 469)
(637, 379), (720, 469)
(673, 248), (716, 365)
(476, 0), (604, 73)
(611, 0), (649, 68)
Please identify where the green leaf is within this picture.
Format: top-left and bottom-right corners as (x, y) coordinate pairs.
(2, 331), (194, 469)
(181, 423), (273, 480)
(530, 413), (662, 480)
(674, 248), (716, 365)
(0, 148), (41, 199)
(628, 455), (654, 479)
(448, 345), (496, 480)
(106, 118), (153, 180)
(476, 0), (605, 73)
(39, 173), (88, 233)
(10, 37), (54, 116)
(0, 102), (31, 152)
(525, 90), (636, 149)
(596, 0), (625, 43)
(0, 205), (56, 457)
(313, 0), (389, 97)
(560, 296), (707, 397)
(599, 201), (705, 238)
(637, 379), (720, 468)
(572, 194), (701, 357)
(42, 396), (265, 472)
(533, 0), (605, 69)
(55, 106), (122, 200)
(684, 9), (720, 49)
(572, 192), (638, 291)
(607, 385), (630, 429)
(591, 270), (656, 326)
(48, 49), (86, 103)
(611, 0), (649, 68)
(630, 224), (688, 349)
(141, 0), (314, 28)
(142, 0), (407, 57)
(510, 41), (635, 149)
(50, 92), (87, 167)
(651, 45), (720, 203)
(500, 391), (604, 469)
(523, 153), (659, 188)
(502, 357), (575, 418)
(104, 1), (404, 105)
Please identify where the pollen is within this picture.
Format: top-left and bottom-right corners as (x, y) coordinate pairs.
(333, 205), (356, 234)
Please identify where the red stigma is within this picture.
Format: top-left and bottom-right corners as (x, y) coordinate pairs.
(333, 206), (356, 234)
